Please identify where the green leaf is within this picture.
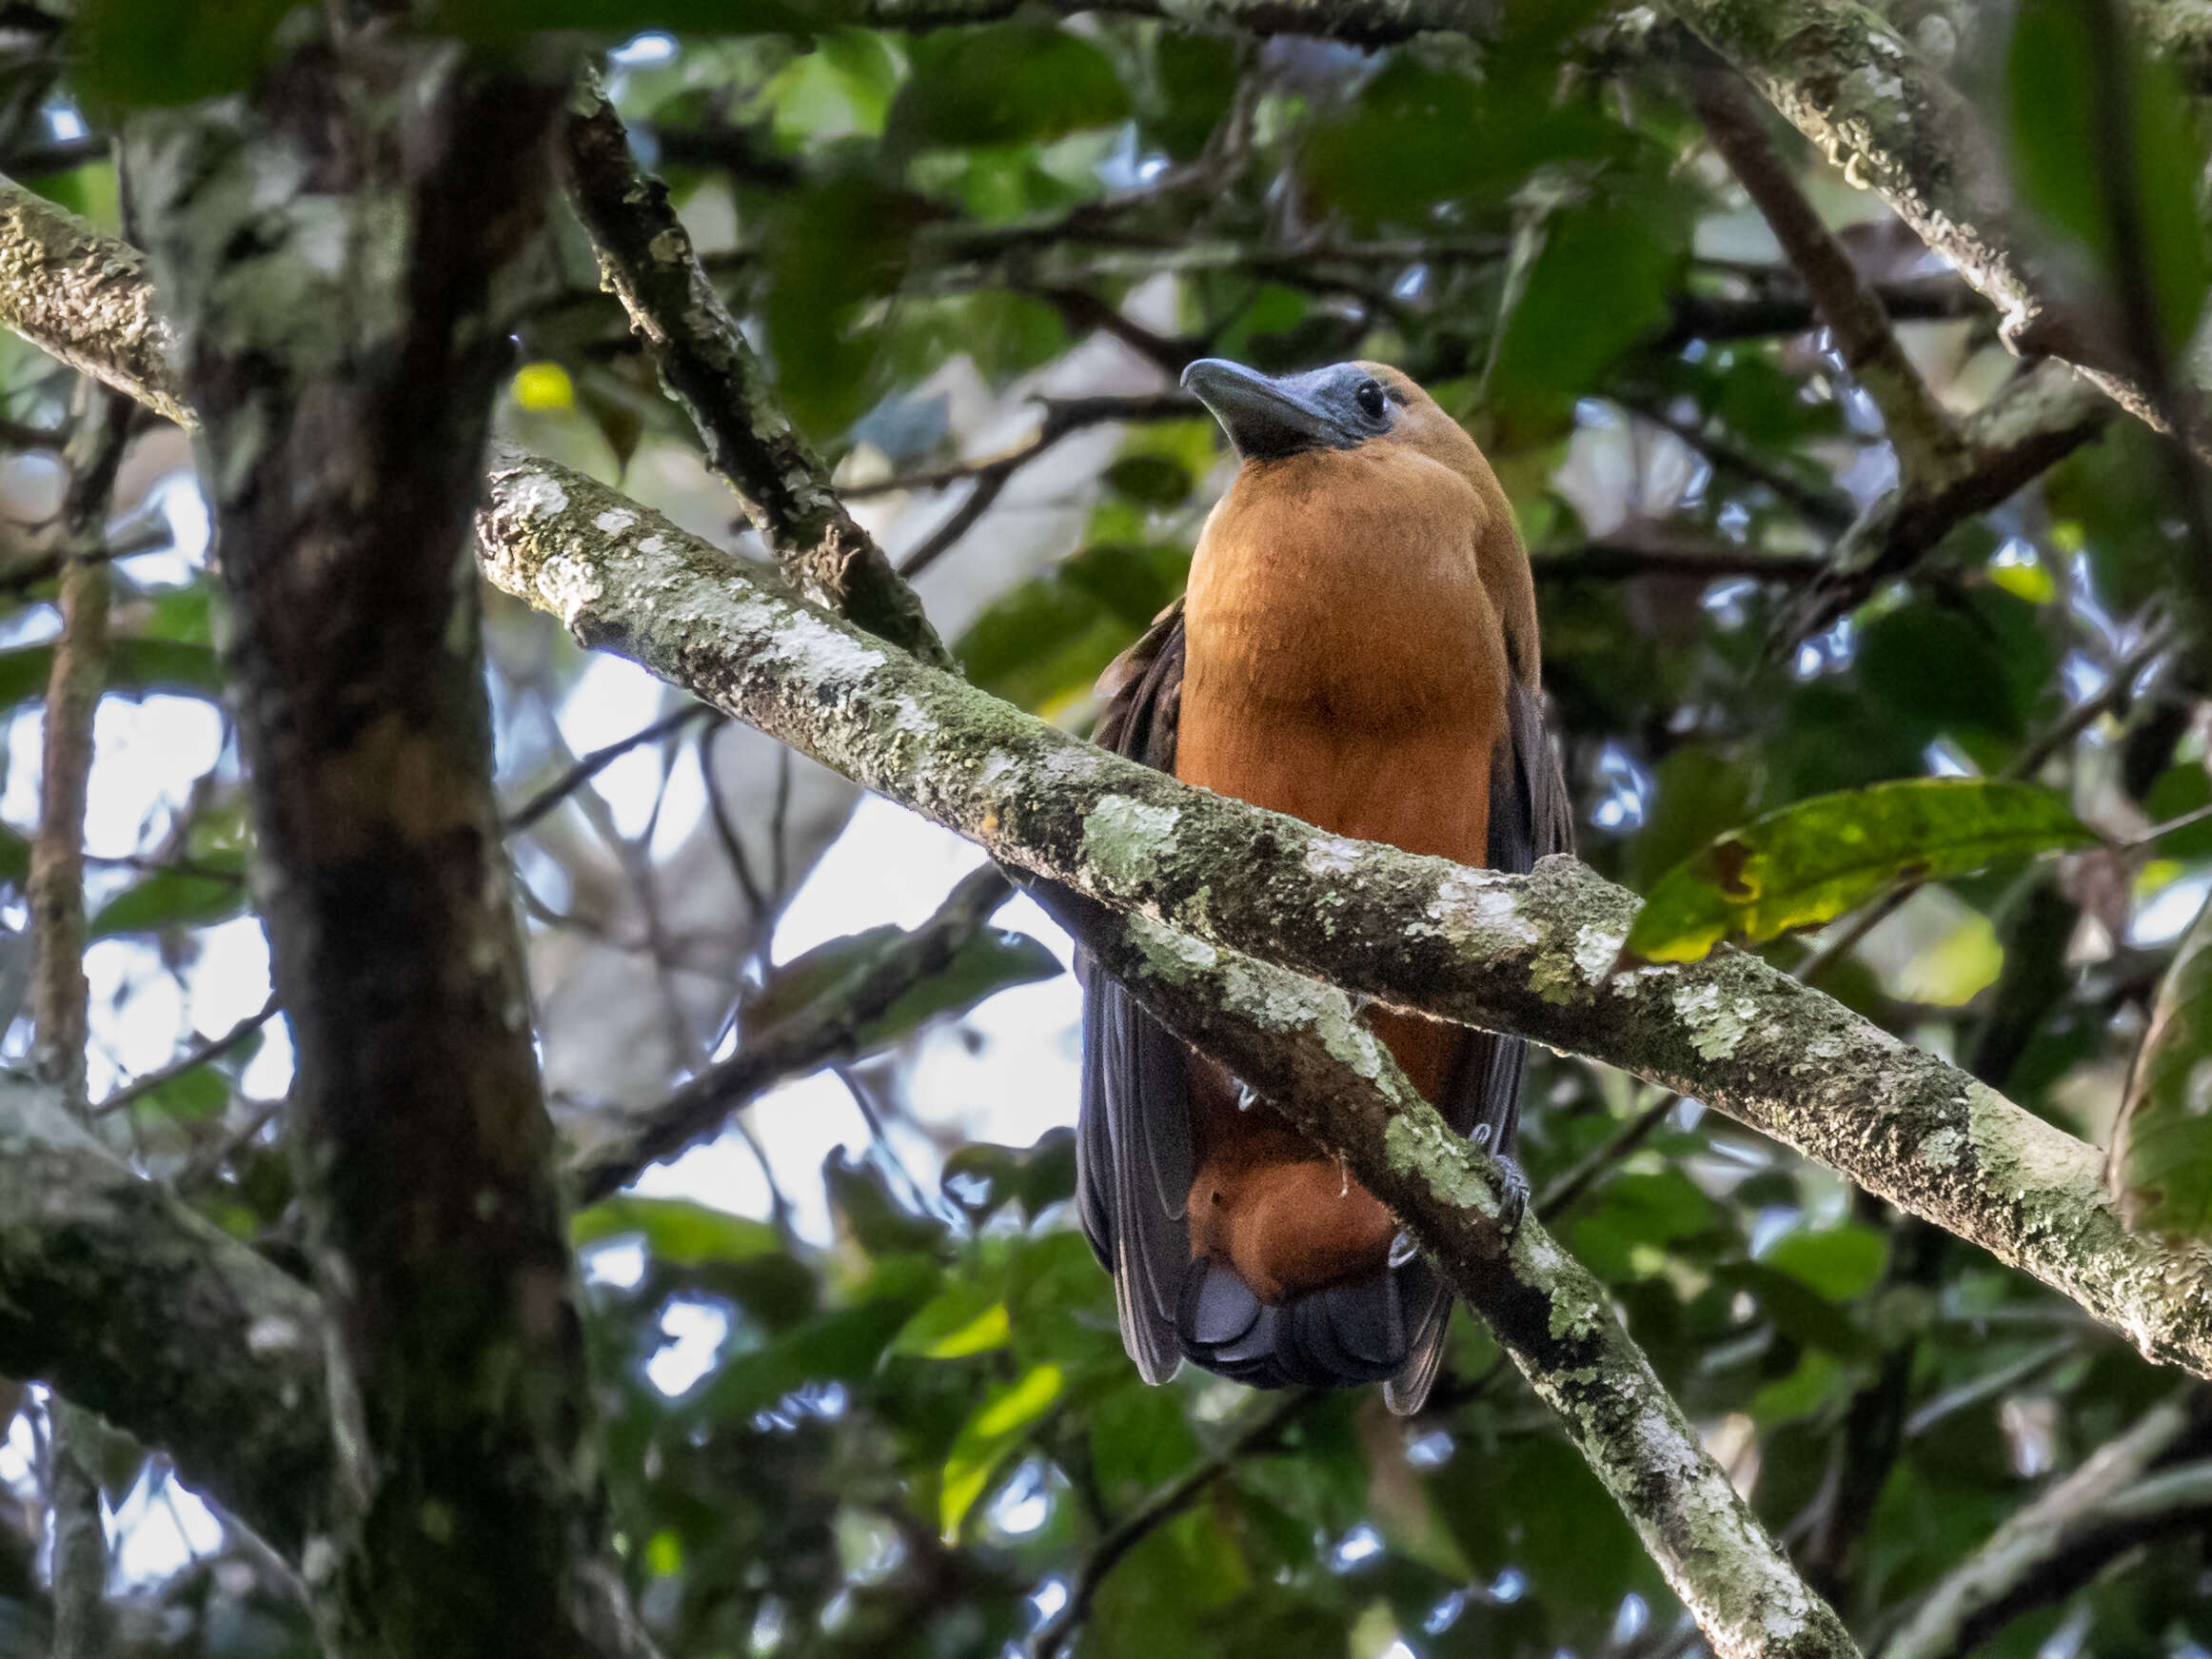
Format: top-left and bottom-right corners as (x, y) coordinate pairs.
(0, 824), (28, 888)
(89, 860), (247, 938)
(939, 1127), (1076, 1221)
(132, 1062), (227, 1126)
(825, 1149), (946, 1256)
(938, 1361), (1063, 1537)
(887, 25), (1130, 154)
(890, 1279), (1012, 1359)
(1748, 1350), (1846, 1428)
(693, 1256), (937, 1419)
(1487, 188), (1690, 437)
(1301, 58), (1631, 233)
(1625, 779), (2096, 964)
(759, 172), (927, 437)
(1101, 455), (1192, 508)
(2110, 891), (2212, 1237)
(573, 1195), (782, 1267)
(957, 542), (1189, 712)
(1763, 1223), (1889, 1301)
(70, 0), (294, 108)
(862, 928), (1059, 1047)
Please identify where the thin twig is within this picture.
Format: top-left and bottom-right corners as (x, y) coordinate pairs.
(559, 78), (948, 665)
(898, 467), (1012, 579)
(91, 994), (280, 1119)
(1880, 1392), (2209, 1659)
(567, 863), (1016, 1203)
(503, 702), (719, 832)
(842, 394), (1197, 499)
(1619, 394), (1858, 530)
(1029, 1389), (1315, 1659)
(862, 395), (1197, 578)
(1537, 1094), (1678, 1219)
(34, 384), (133, 1659)
(1653, 274), (1984, 350)
(1533, 540), (1826, 584)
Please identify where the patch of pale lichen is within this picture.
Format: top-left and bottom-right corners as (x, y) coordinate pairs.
(1080, 795), (1180, 894)
(1380, 1115), (1503, 1231)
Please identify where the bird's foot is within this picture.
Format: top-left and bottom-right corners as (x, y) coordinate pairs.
(1492, 1153), (1530, 1241)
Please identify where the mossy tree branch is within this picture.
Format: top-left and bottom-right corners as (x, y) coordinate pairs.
(477, 448), (2212, 1387)
(1038, 887), (1860, 1659)
(558, 82), (950, 667)
(0, 1078), (337, 1561)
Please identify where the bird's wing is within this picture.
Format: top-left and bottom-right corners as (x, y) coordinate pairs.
(1076, 602), (1193, 1383)
(1386, 676), (1571, 1414)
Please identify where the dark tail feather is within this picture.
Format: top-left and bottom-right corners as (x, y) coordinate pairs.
(1176, 1256), (1412, 1390)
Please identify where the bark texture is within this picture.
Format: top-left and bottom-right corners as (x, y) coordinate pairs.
(0, 1077), (335, 1558)
(0, 177), (192, 427)
(478, 450), (2212, 1385)
(127, 38), (636, 1659)
(855, 0), (1490, 43)
(559, 85), (950, 667)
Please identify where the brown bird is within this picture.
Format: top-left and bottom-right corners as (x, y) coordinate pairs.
(1076, 358), (1571, 1412)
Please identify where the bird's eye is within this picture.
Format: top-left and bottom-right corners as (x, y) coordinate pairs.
(1355, 379), (1387, 420)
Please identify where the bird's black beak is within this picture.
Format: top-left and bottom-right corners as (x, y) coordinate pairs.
(1181, 359), (1345, 461)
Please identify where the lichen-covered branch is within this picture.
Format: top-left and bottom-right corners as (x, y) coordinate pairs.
(1681, 49), (2112, 646)
(0, 177), (193, 427)
(1778, 359), (2108, 642)
(129, 34), (646, 1658)
(1036, 881), (1860, 1659)
(478, 449), (2212, 1384)
(2136, 0), (2212, 92)
(0, 1078), (335, 1559)
(1669, 0), (2188, 445)
(558, 84), (950, 667)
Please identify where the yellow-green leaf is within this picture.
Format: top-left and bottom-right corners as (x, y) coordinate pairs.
(891, 1281), (1012, 1360)
(1625, 779), (2095, 964)
(938, 1362), (1062, 1539)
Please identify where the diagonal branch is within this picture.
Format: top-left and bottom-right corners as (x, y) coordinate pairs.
(0, 179), (193, 429)
(476, 448), (2212, 1384)
(1015, 885), (1861, 1659)
(558, 82), (949, 668)
(0, 1078), (336, 1560)
(1689, 55), (1966, 487)
(1880, 1391), (2212, 1659)
(1775, 359), (2108, 643)
(1668, 0), (2195, 449)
